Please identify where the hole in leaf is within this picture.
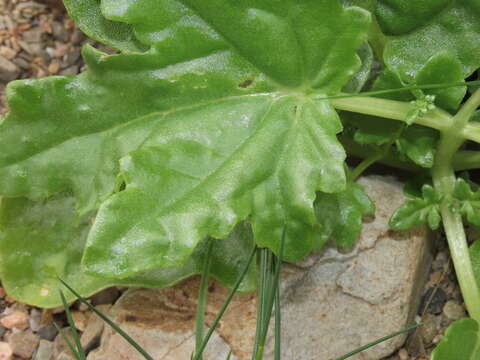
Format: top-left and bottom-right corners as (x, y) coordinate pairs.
(238, 78), (255, 89)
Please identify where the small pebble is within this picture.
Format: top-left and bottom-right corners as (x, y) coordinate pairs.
(0, 311), (29, 330)
(33, 340), (53, 360)
(420, 313), (438, 345)
(22, 27), (43, 43)
(47, 61), (60, 74)
(420, 287), (447, 315)
(58, 64), (78, 76)
(0, 56), (19, 82)
(29, 309), (42, 332)
(7, 330), (39, 359)
(36, 324), (57, 341)
(433, 334), (443, 344)
(53, 328), (74, 358)
(442, 300), (466, 321)
(398, 348), (409, 360)
(429, 271), (442, 285)
(57, 350), (76, 360)
(71, 311), (88, 332)
(0, 47), (16, 60)
(81, 305), (110, 351)
(432, 251), (448, 271)
(0, 342), (12, 360)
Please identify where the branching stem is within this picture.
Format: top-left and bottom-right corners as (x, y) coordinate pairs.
(431, 89), (480, 322)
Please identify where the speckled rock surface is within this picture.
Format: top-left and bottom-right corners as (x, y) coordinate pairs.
(88, 175), (433, 360)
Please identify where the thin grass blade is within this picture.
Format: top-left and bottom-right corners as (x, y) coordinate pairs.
(59, 279), (155, 360)
(323, 80), (480, 100)
(335, 323), (421, 360)
(53, 322), (81, 360)
(59, 290), (85, 359)
(193, 245), (257, 360)
(225, 350), (233, 360)
(252, 248), (269, 359)
(274, 285), (281, 360)
(196, 238), (214, 360)
(253, 227), (286, 360)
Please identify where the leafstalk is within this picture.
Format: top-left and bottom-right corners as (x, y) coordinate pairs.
(431, 89), (480, 322)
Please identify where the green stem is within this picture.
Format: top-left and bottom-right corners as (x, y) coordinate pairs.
(453, 151), (480, 171)
(330, 96), (452, 131)
(431, 89), (480, 322)
(340, 135), (421, 173)
(332, 95), (480, 145)
(195, 238), (214, 360)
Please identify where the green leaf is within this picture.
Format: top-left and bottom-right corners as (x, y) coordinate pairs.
(346, 65), (442, 168)
(342, 42), (374, 94)
(389, 184), (442, 230)
(1, 1), (370, 277)
(453, 178), (480, 226)
(395, 125), (437, 168)
(83, 97), (347, 277)
(469, 239), (480, 288)
(63, 0), (147, 52)
(0, 195), (256, 308)
(431, 318), (480, 360)
(378, 0), (480, 82)
(315, 181), (375, 248)
(471, 110), (480, 123)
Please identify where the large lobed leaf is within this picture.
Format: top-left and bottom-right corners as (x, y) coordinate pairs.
(0, 0), (372, 295)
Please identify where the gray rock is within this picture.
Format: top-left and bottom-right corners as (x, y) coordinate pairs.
(263, 176), (433, 360)
(37, 324), (58, 341)
(0, 55), (19, 82)
(33, 340), (54, 360)
(29, 309), (42, 332)
(89, 175), (433, 360)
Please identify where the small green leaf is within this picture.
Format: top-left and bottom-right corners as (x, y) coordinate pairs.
(389, 184), (442, 230)
(395, 125), (438, 168)
(469, 239), (480, 288)
(315, 181), (375, 248)
(471, 110), (480, 123)
(431, 318), (480, 360)
(453, 178), (480, 226)
(63, 0), (147, 52)
(379, 0), (480, 83)
(342, 42), (374, 93)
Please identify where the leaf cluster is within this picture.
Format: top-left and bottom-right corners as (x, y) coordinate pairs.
(0, 2), (479, 334)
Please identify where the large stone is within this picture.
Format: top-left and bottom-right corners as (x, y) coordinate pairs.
(89, 175), (433, 360)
